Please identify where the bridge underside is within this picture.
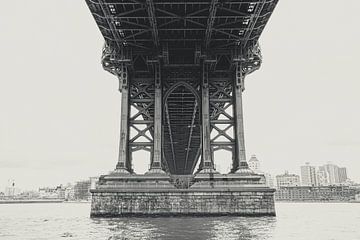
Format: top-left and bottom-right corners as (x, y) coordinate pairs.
(86, 0), (278, 176)
(85, 0), (278, 216)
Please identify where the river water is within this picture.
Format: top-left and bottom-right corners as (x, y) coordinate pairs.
(0, 202), (359, 240)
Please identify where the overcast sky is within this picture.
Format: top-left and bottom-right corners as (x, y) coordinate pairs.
(1, 1), (360, 190)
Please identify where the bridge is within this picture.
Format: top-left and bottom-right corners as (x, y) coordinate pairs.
(85, 0), (278, 217)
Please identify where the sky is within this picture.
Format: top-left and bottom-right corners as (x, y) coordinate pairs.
(0, 1), (360, 190)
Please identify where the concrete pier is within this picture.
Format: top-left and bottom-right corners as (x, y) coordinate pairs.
(90, 173), (276, 217)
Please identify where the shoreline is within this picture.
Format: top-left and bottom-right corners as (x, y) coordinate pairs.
(0, 200), (91, 204)
(275, 200), (359, 203)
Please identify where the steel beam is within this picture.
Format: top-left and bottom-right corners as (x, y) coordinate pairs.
(165, 103), (177, 171)
(204, 0), (218, 49)
(184, 101), (198, 171)
(146, 0), (159, 49)
(243, 0), (267, 49)
(97, 0), (124, 49)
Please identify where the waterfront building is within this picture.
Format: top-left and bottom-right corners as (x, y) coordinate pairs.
(323, 163), (340, 184)
(74, 180), (91, 201)
(338, 167), (348, 183)
(275, 186), (357, 202)
(64, 186), (75, 201)
(38, 187), (58, 199)
(300, 162), (317, 186)
(248, 155), (261, 173)
(264, 173), (275, 188)
(317, 167), (329, 186)
(4, 180), (21, 197)
(89, 177), (99, 190)
(276, 171), (300, 188)
(248, 155), (274, 188)
(18, 191), (40, 199)
(319, 163), (348, 185)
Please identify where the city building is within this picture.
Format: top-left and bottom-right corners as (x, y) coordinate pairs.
(4, 180), (21, 197)
(300, 162), (317, 186)
(322, 163), (340, 184)
(89, 177), (99, 190)
(338, 167), (348, 183)
(247, 155), (274, 188)
(264, 172), (274, 188)
(275, 186), (357, 202)
(317, 167), (329, 186)
(74, 180), (91, 201)
(64, 185), (75, 201)
(38, 185), (67, 199)
(18, 191), (40, 199)
(248, 155), (261, 173)
(39, 187), (59, 199)
(319, 163), (348, 185)
(276, 171), (300, 188)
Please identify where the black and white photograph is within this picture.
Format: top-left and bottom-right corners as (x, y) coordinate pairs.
(0, 0), (359, 239)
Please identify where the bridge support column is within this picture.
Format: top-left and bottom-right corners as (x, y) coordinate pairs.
(233, 61), (252, 174)
(115, 64), (131, 174)
(198, 62), (216, 173)
(147, 62), (166, 175)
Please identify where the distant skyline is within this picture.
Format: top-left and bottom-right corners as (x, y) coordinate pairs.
(1, 1), (360, 190)
(0, 159), (355, 192)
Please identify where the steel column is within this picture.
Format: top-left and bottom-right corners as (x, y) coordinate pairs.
(150, 63), (162, 170)
(201, 62), (214, 170)
(115, 64), (131, 173)
(233, 61), (249, 171)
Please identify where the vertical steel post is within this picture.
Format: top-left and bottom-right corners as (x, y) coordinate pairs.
(150, 62), (163, 170)
(201, 62), (214, 171)
(233, 61), (249, 171)
(115, 63), (131, 173)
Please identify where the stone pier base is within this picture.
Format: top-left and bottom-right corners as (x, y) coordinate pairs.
(90, 173), (276, 217)
(91, 189), (275, 217)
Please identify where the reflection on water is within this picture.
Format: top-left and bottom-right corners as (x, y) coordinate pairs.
(93, 216), (276, 240)
(0, 202), (359, 240)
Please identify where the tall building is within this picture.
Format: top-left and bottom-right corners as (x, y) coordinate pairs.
(318, 163), (348, 185)
(4, 179), (20, 197)
(74, 180), (91, 201)
(248, 155), (274, 188)
(300, 162), (317, 186)
(317, 167), (329, 186)
(323, 163), (340, 184)
(248, 155), (261, 173)
(338, 167), (348, 183)
(276, 171), (300, 188)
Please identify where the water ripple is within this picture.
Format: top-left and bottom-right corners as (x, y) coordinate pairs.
(0, 203), (359, 240)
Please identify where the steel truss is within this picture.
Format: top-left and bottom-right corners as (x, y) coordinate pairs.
(85, 0), (278, 175)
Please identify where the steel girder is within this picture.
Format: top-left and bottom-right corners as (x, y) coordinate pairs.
(86, 0), (278, 62)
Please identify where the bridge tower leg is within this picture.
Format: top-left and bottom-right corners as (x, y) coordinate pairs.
(233, 61), (252, 174)
(147, 61), (166, 175)
(199, 62), (216, 173)
(115, 63), (131, 174)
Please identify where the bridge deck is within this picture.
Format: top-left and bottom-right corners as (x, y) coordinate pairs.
(86, 0), (278, 55)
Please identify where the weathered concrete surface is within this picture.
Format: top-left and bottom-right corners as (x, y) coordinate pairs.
(90, 188), (275, 217)
(90, 172), (276, 217)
